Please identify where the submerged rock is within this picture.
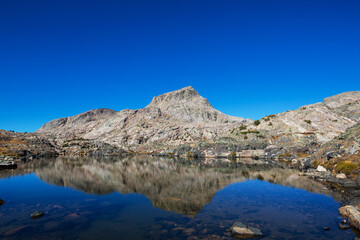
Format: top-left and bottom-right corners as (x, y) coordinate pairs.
(338, 222), (351, 230)
(30, 211), (44, 219)
(229, 221), (263, 239)
(0, 198), (5, 206)
(339, 205), (360, 229)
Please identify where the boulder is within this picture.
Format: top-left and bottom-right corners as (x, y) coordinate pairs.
(339, 205), (360, 229)
(316, 165), (327, 172)
(336, 173), (347, 180)
(229, 221), (263, 239)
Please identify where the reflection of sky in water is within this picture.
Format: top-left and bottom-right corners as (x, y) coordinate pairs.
(0, 173), (357, 239)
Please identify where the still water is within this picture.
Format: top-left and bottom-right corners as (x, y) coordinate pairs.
(0, 156), (357, 239)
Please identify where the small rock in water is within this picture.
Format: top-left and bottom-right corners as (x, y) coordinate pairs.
(316, 166), (327, 172)
(338, 223), (350, 230)
(0, 199), (5, 206)
(336, 173), (347, 180)
(183, 228), (196, 235)
(341, 219), (347, 224)
(229, 221), (263, 239)
(323, 227), (330, 231)
(30, 211), (44, 219)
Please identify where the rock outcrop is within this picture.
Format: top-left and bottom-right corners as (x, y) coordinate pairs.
(0, 129), (58, 161)
(339, 205), (360, 229)
(308, 123), (360, 178)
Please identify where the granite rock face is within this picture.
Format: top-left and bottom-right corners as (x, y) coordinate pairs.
(34, 88), (360, 158)
(36, 87), (247, 152)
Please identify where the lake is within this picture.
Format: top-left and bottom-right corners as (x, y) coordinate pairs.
(0, 156), (357, 239)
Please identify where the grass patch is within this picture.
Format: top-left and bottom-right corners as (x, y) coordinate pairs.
(335, 160), (359, 175)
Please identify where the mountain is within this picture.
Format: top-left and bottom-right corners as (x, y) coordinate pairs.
(2, 87), (360, 179)
(36, 86), (247, 152)
(25, 88), (360, 162)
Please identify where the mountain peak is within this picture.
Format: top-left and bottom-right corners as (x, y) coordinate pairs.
(144, 86), (244, 123)
(146, 86), (206, 109)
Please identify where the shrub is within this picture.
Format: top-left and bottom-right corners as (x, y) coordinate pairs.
(335, 161), (358, 175)
(304, 120), (312, 124)
(239, 125), (247, 130)
(254, 120), (261, 126)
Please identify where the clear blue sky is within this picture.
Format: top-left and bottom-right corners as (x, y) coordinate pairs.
(1, 0), (359, 132)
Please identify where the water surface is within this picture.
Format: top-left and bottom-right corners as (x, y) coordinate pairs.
(0, 156), (357, 239)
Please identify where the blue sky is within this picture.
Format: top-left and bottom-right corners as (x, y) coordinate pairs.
(1, 0), (360, 132)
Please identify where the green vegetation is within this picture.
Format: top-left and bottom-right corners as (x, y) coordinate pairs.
(335, 161), (359, 175)
(257, 174), (264, 181)
(239, 125), (247, 130)
(241, 130), (260, 134)
(254, 120), (261, 126)
(304, 119), (312, 124)
(263, 114), (276, 121)
(228, 151), (237, 158)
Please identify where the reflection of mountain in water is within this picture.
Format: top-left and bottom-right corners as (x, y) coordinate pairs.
(0, 156), (341, 216)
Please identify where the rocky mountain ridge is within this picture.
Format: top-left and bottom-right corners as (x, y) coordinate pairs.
(36, 87), (248, 151)
(36, 87), (360, 154)
(1, 87), (360, 178)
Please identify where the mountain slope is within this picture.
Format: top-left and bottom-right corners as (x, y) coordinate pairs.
(36, 88), (360, 157)
(37, 86), (247, 150)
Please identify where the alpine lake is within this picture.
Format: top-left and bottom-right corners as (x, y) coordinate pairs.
(0, 156), (358, 240)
